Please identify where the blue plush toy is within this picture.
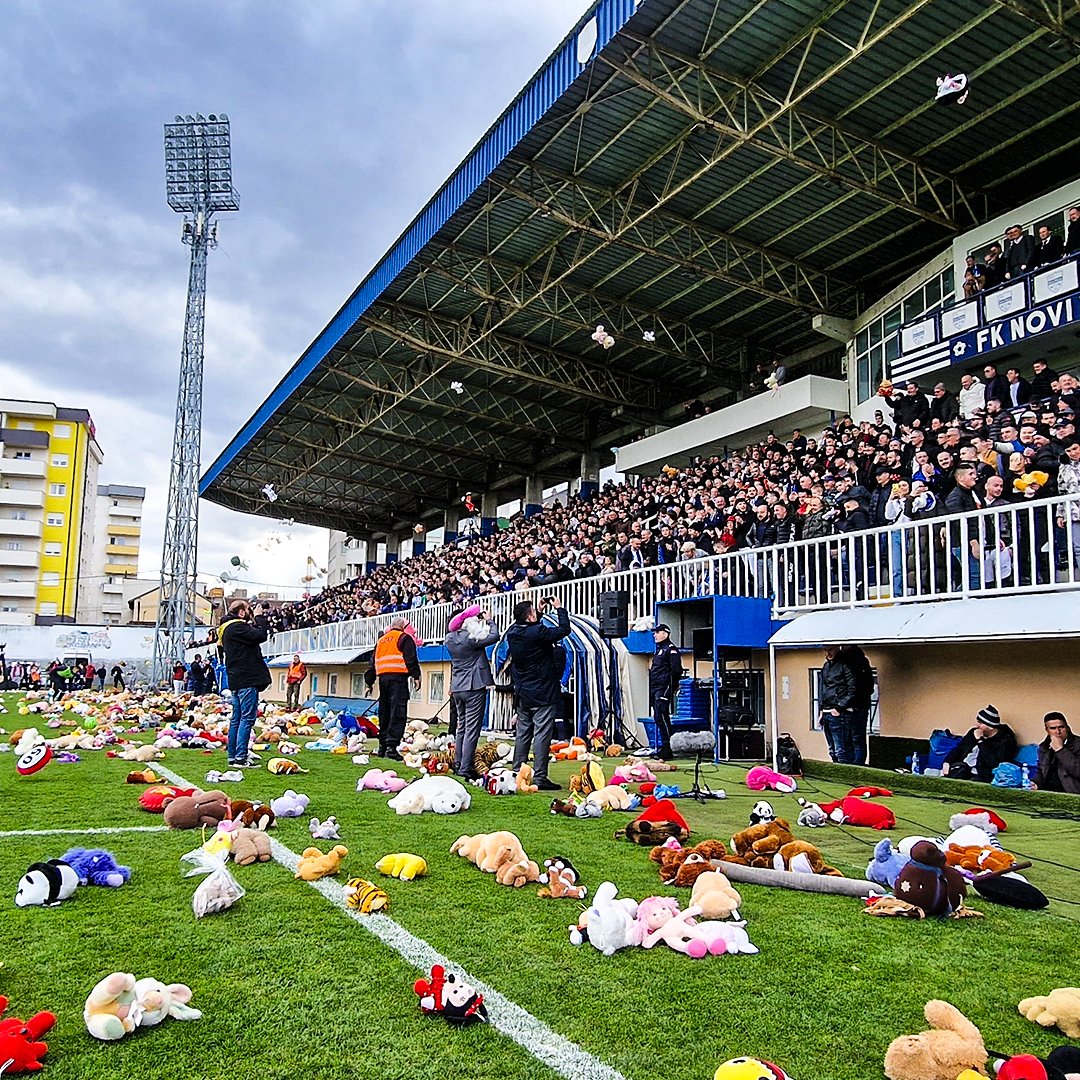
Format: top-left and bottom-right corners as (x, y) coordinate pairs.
(865, 838), (909, 890)
(652, 784), (682, 800)
(59, 848), (131, 888)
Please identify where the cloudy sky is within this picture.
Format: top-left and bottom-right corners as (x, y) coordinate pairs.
(0, 0), (589, 600)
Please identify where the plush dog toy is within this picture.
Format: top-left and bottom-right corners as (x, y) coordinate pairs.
(883, 1000), (988, 1080)
(388, 775), (471, 815)
(515, 764), (538, 793)
(230, 829), (271, 866)
(357, 768), (407, 794)
(343, 878), (390, 913)
(59, 848), (130, 888)
(375, 853), (428, 881)
(745, 765), (797, 793)
(295, 845), (348, 881)
(0, 995), (56, 1072)
(485, 768), (516, 796)
(451, 831), (535, 877)
(267, 758), (308, 775)
(796, 797), (829, 828)
(229, 800), (275, 831)
(1018, 988), (1080, 1039)
(269, 789), (309, 818)
(537, 857), (587, 900)
(586, 784), (637, 811)
(15, 860), (79, 907)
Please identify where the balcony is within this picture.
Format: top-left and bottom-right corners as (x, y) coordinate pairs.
(108, 524), (141, 537)
(0, 611), (35, 626)
(101, 581), (125, 594)
(0, 550), (40, 569)
(0, 518), (42, 538)
(0, 489), (44, 508)
(104, 562), (138, 576)
(0, 581), (37, 598)
(105, 543), (137, 556)
(616, 374), (851, 476)
(0, 458), (45, 479)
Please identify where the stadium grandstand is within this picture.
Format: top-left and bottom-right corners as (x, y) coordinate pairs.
(201, 0), (1080, 771)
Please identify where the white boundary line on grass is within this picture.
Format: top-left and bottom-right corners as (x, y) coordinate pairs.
(155, 763), (633, 1080)
(0, 826), (169, 838)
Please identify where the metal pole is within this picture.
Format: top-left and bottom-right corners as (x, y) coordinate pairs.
(768, 642), (780, 770)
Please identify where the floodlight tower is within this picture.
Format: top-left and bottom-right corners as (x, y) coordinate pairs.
(152, 114), (239, 686)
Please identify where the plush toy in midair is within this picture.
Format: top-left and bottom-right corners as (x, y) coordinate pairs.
(883, 1000), (987, 1080)
(269, 789), (310, 818)
(414, 964), (488, 1025)
(16, 743), (53, 776)
(745, 765), (796, 793)
(309, 816), (341, 840)
(749, 800), (775, 825)
(344, 878), (390, 913)
(714, 1058), (792, 1079)
(0, 995), (56, 1073)
(388, 775), (471, 815)
(818, 796), (896, 830)
(14, 860), (79, 907)
(60, 848), (131, 888)
(295, 845), (348, 882)
(375, 853), (428, 881)
(537, 857), (587, 900)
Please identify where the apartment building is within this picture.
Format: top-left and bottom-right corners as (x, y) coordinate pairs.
(0, 400), (103, 625)
(79, 484), (146, 625)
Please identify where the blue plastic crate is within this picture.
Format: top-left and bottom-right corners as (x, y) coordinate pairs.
(640, 719), (659, 748)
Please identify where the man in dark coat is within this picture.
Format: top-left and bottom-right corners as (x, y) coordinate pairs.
(1004, 224), (1037, 278)
(648, 624), (684, 760)
(506, 597), (570, 791)
(218, 599), (272, 768)
(444, 607), (499, 781)
(943, 704), (1018, 782)
(1030, 359), (1059, 404)
(1034, 224), (1064, 267)
(819, 645), (855, 763)
(838, 644), (874, 766)
(1066, 207), (1080, 255)
(1031, 711), (1080, 794)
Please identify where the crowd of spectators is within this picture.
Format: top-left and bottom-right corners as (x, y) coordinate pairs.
(266, 356), (1080, 633)
(962, 208), (1080, 297)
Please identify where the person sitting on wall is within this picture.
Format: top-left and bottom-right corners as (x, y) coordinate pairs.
(1030, 712), (1080, 793)
(942, 705), (1018, 782)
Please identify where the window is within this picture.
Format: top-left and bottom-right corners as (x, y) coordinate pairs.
(46, 513), (63, 527)
(428, 670), (446, 704)
(13, 451), (31, 460)
(350, 673), (367, 698)
(38, 602), (57, 615)
(44, 543), (61, 557)
(51, 455), (68, 468)
(42, 572), (60, 585)
(15, 422), (34, 430)
(5, 542), (22, 551)
(52, 424), (71, 439)
(311, 675), (318, 694)
(0, 605), (17, 613)
(278, 674), (287, 692)
(328, 673), (338, 696)
(48, 483), (67, 497)
(9, 511), (26, 521)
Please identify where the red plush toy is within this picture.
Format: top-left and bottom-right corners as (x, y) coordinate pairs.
(0, 995), (56, 1073)
(966, 806), (1008, 832)
(138, 784), (195, 813)
(847, 786), (893, 798)
(819, 796), (896, 830)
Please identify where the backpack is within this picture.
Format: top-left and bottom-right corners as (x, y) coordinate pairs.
(775, 732), (804, 776)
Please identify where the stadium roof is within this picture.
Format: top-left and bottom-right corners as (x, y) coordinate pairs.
(201, 0), (1080, 536)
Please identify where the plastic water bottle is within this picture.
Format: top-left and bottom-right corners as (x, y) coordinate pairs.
(911, 751), (921, 775)
(1021, 763), (1032, 790)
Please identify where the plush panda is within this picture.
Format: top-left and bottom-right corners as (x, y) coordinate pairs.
(749, 800), (775, 826)
(15, 860), (79, 907)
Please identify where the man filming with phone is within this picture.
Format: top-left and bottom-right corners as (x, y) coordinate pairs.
(218, 599), (272, 768)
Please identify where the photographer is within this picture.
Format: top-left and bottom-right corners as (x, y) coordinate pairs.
(217, 599), (272, 768)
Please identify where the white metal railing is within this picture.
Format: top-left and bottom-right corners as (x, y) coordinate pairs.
(266, 493), (1080, 656)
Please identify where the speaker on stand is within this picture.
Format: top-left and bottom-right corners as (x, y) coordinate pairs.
(596, 590), (629, 639)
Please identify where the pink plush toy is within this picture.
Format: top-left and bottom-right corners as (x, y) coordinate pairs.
(447, 605), (482, 633)
(611, 762), (657, 785)
(818, 796), (895, 830)
(635, 897), (757, 957)
(746, 765), (797, 793)
(357, 769), (407, 794)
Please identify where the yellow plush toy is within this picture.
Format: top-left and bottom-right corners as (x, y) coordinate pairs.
(268, 758), (308, 775)
(294, 845), (348, 881)
(375, 853), (428, 881)
(1018, 987), (1080, 1038)
(343, 878), (390, 912)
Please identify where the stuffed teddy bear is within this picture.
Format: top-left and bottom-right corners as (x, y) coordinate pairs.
(229, 800), (275, 831)
(537, 857), (587, 900)
(650, 839), (729, 886)
(269, 789), (309, 818)
(230, 828), (271, 866)
(138, 784), (193, 813)
(375, 853), (428, 881)
(492, 847), (542, 888)
(772, 840), (842, 876)
(389, 775), (471, 815)
(60, 848), (131, 887)
(163, 790), (231, 830)
(1018, 988), (1080, 1039)
(451, 831), (529, 873)
(295, 845), (348, 881)
(0, 996), (55, 1072)
(818, 796), (896, 830)
(515, 764), (538, 794)
(84, 972), (140, 1040)
(570, 881), (640, 956)
(749, 800), (775, 825)
(131, 978), (201, 1027)
(883, 1000), (988, 1080)
(690, 870), (742, 920)
(727, 820), (796, 867)
(585, 784), (637, 811)
(745, 765), (796, 793)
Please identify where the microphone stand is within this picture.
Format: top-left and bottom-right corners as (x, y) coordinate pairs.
(687, 749), (724, 803)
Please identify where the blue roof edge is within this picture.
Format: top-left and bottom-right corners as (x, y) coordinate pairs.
(200, 0), (641, 496)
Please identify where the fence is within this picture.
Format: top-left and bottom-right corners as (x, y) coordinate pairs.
(266, 493), (1080, 657)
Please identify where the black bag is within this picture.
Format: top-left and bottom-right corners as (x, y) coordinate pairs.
(775, 732), (804, 776)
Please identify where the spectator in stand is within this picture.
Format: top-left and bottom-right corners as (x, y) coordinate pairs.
(945, 463), (984, 588)
(1066, 207), (1080, 255)
(881, 380), (930, 431)
(982, 243), (1007, 288)
(1056, 437), (1080, 576)
(963, 254), (985, 288)
(1004, 224), (1037, 278)
(1030, 712), (1080, 794)
(819, 644), (856, 764)
(1034, 224), (1064, 266)
(1005, 366), (1032, 408)
(573, 551), (599, 578)
(943, 705), (1018, 782)
(959, 373), (984, 419)
(1030, 359), (1059, 404)
(617, 535), (647, 572)
(930, 383), (960, 424)
(771, 358), (788, 386)
(983, 364), (1010, 408)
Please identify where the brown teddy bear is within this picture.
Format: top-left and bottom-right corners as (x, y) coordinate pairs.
(451, 831), (529, 873)
(492, 847), (541, 888)
(884, 1000), (988, 1080)
(689, 870), (742, 919)
(727, 819), (796, 867)
(231, 828), (272, 867)
(229, 800), (276, 832)
(1018, 987), (1080, 1039)
(773, 839), (843, 876)
(163, 790), (230, 830)
(649, 839), (729, 886)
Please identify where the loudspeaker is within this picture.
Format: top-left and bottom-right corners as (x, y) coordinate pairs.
(597, 590), (629, 638)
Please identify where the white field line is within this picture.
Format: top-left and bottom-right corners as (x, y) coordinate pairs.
(0, 826), (169, 838)
(155, 763), (633, 1080)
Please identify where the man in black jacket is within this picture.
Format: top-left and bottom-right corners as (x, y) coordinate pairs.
(648, 624), (684, 760)
(1067, 207), (1080, 255)
(1034, 225), (1064, 267)
(838, 644), (874, 766)
(819, 645), (856, 763)
(943, 705), (1018, 782)
(507, 597), (571, 791)
(1030, 359), (1059, 404)
(1031, 712), (1080, 794)
(1004, 224), (1037, 278)
(218, 599), (272, 768)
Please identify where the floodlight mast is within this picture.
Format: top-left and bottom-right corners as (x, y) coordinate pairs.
(152, 114), (239, 686)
